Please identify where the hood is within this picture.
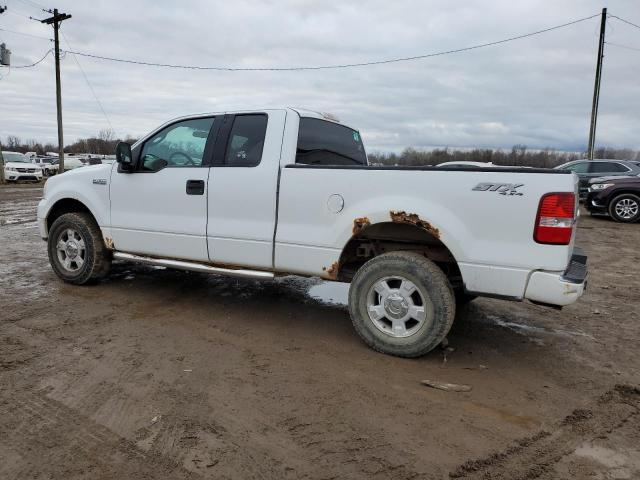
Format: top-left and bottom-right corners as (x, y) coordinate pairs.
(5, 162), (42, 169)
(589, 175), (640, 185)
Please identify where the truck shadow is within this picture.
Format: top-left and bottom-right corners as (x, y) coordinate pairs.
(103, 261), (586, 363)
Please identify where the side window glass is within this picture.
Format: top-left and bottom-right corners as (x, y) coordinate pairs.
(141, 118), (214, 171)
(224, 115), (268, 167)
(609, 163), (629, 172)
(590, 162), (624, 173)
(566, 162), (589, 173)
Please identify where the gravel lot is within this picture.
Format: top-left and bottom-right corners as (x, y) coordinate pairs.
(1, 184), (639, 479)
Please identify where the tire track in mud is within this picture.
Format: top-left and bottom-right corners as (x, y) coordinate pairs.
(450, 385), (640, 479)
(0, 390), (202, 479)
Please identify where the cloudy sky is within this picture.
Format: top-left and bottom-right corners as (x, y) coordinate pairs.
(1, 0), (639, 152)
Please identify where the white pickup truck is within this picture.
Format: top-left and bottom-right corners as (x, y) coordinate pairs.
(38, 108), (587, 357)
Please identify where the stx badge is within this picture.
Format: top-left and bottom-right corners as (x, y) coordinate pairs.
(472, 183), (524, 196)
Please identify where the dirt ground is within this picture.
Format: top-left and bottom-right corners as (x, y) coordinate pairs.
(1, 184), (639, 480)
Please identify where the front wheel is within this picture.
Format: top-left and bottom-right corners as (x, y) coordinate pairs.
(348, 251), (455, 358)
(609, 194), (640, 223)
(47, 212), (111, 284)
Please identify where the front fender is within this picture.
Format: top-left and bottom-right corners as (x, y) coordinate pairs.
(37, 164), (113, 238)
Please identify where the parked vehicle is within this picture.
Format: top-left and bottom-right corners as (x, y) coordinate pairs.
(554, 159), (640, 200)
(37, 108), (587, 357)
(436, 161), (497, 168)
(586, 176), (640, 223)
(31, 156), (59, 176)
(2, 151), (43, 182)
(50, 157), (86, 172)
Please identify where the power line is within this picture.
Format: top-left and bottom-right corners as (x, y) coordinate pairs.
(3, 7), (36, 20)
(609, 15), (640, 31)
(0, 26), (52, 40)
(13, 0), (50, 13)
(60, 13), (600, 71)
(3, 48), (52, 68)
(606, 41), (640, 52)
(61, 30), (115, 133)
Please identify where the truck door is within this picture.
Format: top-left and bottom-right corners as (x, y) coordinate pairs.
(109, 116), (219, 261)
(207, 110), (286, 269)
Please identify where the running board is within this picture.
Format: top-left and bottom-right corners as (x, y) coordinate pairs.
(112, 252), (275, 279)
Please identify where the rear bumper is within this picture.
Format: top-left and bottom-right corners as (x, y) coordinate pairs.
(524, 247), (587, 307)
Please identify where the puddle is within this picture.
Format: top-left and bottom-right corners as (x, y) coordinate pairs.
(486, 314), (595, 340)
(574, 443), (628, 468)
(307, 281), (349, 306)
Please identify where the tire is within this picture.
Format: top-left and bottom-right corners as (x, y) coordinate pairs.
(348, 251), (455, 358)
(608, 194), (640, 223)
(47, 212), (111, 284)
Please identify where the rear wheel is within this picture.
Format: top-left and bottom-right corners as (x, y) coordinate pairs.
(47, 212), (111, 284)
(609, 194), (640, 223)
(348, 251), (455, 358)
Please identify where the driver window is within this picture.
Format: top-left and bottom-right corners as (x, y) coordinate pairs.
(140, 117), (214, 171)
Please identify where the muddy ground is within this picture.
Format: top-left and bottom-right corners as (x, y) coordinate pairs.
(0, 184), (638, 480)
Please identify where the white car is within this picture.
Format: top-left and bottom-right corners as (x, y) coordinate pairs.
(49, 157), (86, 172)
(31, 156), (59, 176)
(437, 161), (497, 168)
(2, 151), (43, 182)
(37, 108), (587, 357)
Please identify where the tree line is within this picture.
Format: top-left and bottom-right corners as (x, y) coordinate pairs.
(1, 129), (137, 156)
(368, 145), (640, 168)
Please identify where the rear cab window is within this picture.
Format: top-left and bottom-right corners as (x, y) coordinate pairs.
(296, 118), (367, 166)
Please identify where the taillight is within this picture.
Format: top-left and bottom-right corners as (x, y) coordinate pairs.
(534, 192), (575, 245)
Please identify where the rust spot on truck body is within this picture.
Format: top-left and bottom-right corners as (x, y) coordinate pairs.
(104, 237), (114, 250)
(352, 217), (371, 236)
(389, 210), (440, 238)
(322, 261), (340, 280)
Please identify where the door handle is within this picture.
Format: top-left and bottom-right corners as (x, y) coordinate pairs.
(186, 179), (205, 195)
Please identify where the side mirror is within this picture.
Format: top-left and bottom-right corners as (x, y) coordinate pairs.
(116, 142), (133, 172)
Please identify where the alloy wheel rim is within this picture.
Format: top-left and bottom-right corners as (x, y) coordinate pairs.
(366, 276), (433, 338)
(615, 198), (639, 220)
(56, 228), (86, 272)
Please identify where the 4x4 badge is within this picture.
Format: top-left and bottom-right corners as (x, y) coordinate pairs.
(472, 182), (524, 196)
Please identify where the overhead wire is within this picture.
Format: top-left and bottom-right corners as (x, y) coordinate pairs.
(609, 15), (640, 31)
(3, 48), (53, 68)
(60, 29), (115, 133)
(606, 41), (640, 52)
(0, 26), (52, 40)
(58, 13), (601, 71)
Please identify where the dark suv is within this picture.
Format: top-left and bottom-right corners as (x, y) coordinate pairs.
(586, 176), (640, 223)
(554, 159), (640, 199)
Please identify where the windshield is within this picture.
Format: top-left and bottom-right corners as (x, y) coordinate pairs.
(2, 152), (28, 163)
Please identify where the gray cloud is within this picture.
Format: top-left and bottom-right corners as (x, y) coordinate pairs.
(1, 0), (638, 152)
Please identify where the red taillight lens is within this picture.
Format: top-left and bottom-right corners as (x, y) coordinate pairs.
(534, 192), (576, 245)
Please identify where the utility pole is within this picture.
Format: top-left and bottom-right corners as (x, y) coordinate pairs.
(0, 144), (5, 184)
(587, 7), (606, 161)
(0, 9), (6, 183)
(41, 8), (71, 172)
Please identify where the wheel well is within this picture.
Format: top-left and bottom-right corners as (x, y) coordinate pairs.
(46, 198), (94, 233)
(333, 221), (461, 288)
(608, 191), (640, 206)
